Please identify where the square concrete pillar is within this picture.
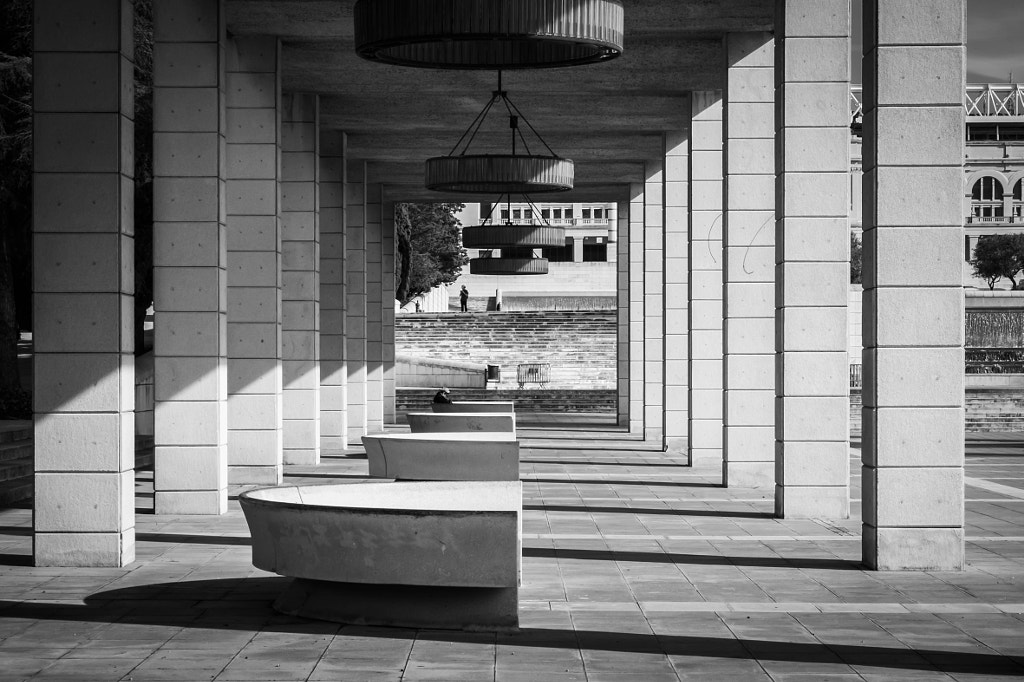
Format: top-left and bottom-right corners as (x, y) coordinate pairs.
(572, 237), (584, 263)
(862, 0), (966, 570)
(382, 202), (397, 424)
(152, 0), (229, 515)
(280, 93), (320, 466)
(628, 185), (645, 436)
(723, 31), (776, 487)
(365, 182), (385, 434)
(32, 0), (136, 566)
(320, 131), (347, 453)
(346, 161), (368, 443)
(616, 201), (630, 427)
(225, 36), (282, 485)
(689, 91), (725, 468)
(644, 161), (665, 446)
(664, 128), (690, 454)
(774, 0), (851, 519)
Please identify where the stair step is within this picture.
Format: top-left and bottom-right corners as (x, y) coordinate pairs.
(0, 421), (32, 444)
(0, 457), (33, 483)
(0, 477), (33, 507)
(0, 441), (32, 462)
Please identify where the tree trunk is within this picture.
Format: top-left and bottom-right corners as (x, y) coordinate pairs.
(0, 231), (22, 391)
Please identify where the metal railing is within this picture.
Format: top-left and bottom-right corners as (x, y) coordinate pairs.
(517, 363), (550, 388)
(483, 218), (610, 227)
(850, 364), (862, 388)
(851, 84), (1024, 120)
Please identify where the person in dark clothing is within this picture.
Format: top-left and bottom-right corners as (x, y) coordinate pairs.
(433, 387), (452, 404)
(459, 285), (469, 312)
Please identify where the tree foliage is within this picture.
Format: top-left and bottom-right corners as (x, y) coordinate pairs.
(971, 234), (1024, 290)
(394, 203), (468, 306)
(850, 231), (862, 284)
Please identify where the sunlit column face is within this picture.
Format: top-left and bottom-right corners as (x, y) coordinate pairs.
(861, 0), (966, 570)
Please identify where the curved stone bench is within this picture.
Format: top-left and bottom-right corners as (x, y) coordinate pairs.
(362, 433), (519, 481)
(240, 480), (522, 630)
(432, 401), (516, 413)
(407, 412), (516, 434)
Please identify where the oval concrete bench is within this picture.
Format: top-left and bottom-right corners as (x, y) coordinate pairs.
(432, 401), (516, 413)
(362, 432), (519, 481)
(240, 480), (522, 630)
(407, 412), (516, 434)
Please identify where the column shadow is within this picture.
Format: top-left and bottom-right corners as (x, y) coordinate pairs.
(0, 578), (1017, 677)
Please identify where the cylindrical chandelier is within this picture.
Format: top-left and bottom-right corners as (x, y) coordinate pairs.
(425, 155), (573, 194)
(464, 196), (565, 276)
(354, 0), (624, 70)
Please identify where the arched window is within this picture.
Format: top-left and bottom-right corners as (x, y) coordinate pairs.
(972, 177), (1004, 221)
(1014, 180), (1023, 220)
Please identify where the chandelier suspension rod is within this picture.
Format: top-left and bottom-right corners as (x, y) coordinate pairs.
(504, 94), (557, 157)
(448, 93), (500, 157)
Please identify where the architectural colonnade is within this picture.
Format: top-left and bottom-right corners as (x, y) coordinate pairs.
(32, 0), (965, 573)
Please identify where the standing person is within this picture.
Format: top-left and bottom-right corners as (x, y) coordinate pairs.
(459, 285), (470, 312)
(433, 387), (452, 404)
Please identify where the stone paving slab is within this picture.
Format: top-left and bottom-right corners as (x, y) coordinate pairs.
(1, 432), (1023, 680)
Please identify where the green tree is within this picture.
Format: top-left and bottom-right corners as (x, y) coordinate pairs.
(394, 203), (468, 306)
(850, 231), (862, 284)
(971, 233), (1024, 290)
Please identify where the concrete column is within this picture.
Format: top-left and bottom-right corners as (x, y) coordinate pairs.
(862, 0), (966, 570)
(382, 201), (397, 424)
(225, 36), (282, 485)
(689, 91), (725, 467)
(722, 32), (776, 487)
(280, 93), (320, 466)
(32, 0), (136, 566)
(664, 129), (690, 454)
(572, 237), (584, 263)
(628, 185), (645, 436)
(774, 0), (851, 518)
(346, 161), (368, 443)
(616, 201), (630, 426)
(365, 183), (384, 434)
(644, 161), (665, 446)
(152, 0), (228, 515)
(319, 131), (347, 453)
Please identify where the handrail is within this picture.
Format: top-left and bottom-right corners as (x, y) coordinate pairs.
(851, 84), (1024, 119)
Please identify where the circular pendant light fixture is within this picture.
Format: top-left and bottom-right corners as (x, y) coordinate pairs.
(425, 74), (573, 194)
(464, 195), (565, 275)
(354, 0), (624, 70)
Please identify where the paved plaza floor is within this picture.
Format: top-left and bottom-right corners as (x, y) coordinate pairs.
(1, 428), (1023, 681)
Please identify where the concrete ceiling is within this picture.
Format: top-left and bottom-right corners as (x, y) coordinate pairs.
(226, 0), (775, 202)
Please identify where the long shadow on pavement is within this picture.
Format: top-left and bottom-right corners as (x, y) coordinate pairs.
(523, 478), (723, 488)
(523, 504), (772, 519)
(524, 547), (858, 570)
(0, 578), (1020, 677)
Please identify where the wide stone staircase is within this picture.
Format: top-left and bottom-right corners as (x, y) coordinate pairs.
(397, 387), (616, 415)
(396, 310), (617, 389)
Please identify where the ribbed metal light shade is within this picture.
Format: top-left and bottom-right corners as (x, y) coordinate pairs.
(425, 154), (573, 193)
(471, 257), (549, 275)
(462, 224), (566, 248)
(354, 0), (624, 70)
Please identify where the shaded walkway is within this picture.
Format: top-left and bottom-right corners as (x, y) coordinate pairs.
(1, 429), (1023, 680)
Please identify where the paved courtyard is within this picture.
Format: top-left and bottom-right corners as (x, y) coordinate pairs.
(1, 428), (1023, 681)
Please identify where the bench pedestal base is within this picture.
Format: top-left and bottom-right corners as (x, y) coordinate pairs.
(274, 578), (519, 631)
